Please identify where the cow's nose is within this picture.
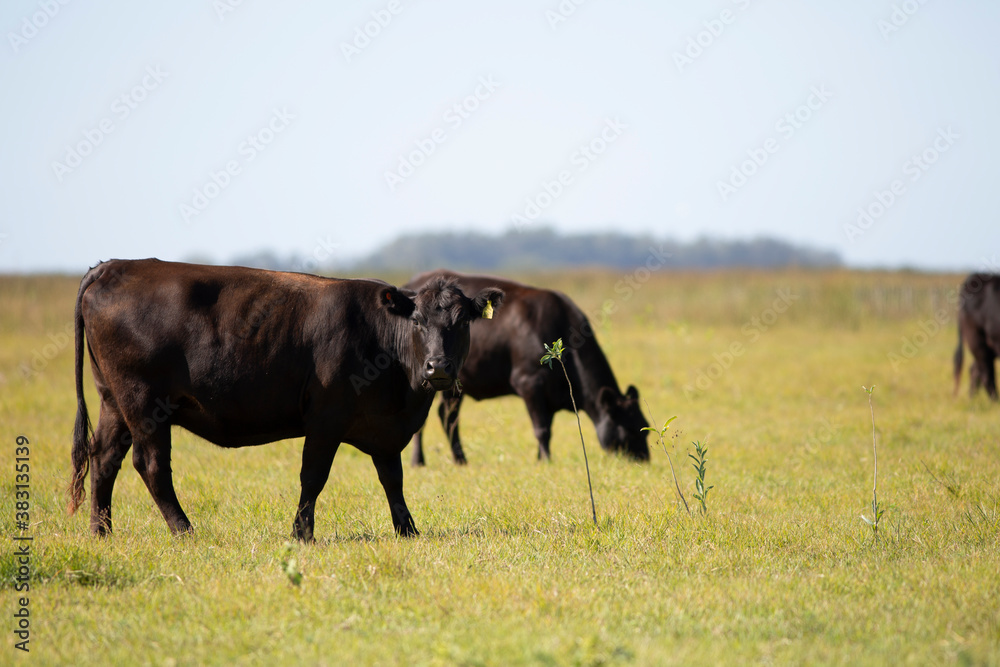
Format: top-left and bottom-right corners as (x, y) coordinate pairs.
(424, 358), (454, 380)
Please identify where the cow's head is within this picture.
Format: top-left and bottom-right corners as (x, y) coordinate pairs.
(594, 384), (650, 462)
(381, 278), (504, 392)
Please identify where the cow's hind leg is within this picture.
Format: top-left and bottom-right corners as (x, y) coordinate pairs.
(527, 404), (555, 462)
(372, 453), (418, 536)
(438, 391), (466, 464)
(512, 375), (555, 461)
(292, 436), (340, 542)
(130, 414), (191, 535)
(970, 363), (983, 398)
(89, 405), (133, 536)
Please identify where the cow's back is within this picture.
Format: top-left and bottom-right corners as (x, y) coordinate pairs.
(80, 259), (352, 446)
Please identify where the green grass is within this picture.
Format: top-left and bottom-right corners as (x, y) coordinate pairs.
(1, 270), (998, 665)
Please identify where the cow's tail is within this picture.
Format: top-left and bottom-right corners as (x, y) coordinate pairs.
(952, 316), (964, 397)
(68, 268), (99, 514)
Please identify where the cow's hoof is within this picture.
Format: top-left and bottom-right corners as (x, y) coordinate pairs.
(291, 529), (314, 543)
(170, 524), (194, 538)
(395, 519), (419, 538)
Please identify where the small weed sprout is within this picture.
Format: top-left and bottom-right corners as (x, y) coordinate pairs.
(860, 385), (884, 540)
(279, 542), (303, 587)
(689, 440), (713, 514)
(921, 461), (961, 499)
(640, 404), (690, 515)
(963, 497), (999, 545)
(541, 338), (597, 526)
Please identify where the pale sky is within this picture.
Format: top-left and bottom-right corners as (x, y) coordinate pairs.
(1, 1), (998, 273)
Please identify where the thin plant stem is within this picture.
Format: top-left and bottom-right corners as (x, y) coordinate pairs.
(868, 388), (878, 538)
(559, 359), (597, 526)
(643, 399), (690, 516)
(862, 385), (882, 541)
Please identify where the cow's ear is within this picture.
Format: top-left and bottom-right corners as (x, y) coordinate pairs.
(380, 286), (416, 318)
(471, 287), (504, 319)
(597, 386), (618, 411)
(625, 385), (639, 401)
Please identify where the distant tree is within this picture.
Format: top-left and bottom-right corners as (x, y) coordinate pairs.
(349, 227), (842, 273)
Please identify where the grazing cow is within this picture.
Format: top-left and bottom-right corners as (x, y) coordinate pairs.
(405, 270), (650, 465)
(68, 259), (503, 540)
(954, 273), (1000, 400)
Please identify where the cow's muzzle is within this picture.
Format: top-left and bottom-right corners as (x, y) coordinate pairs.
(423, 358), (456, 391)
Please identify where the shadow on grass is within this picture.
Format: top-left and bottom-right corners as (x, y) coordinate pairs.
(311, 511), (637, 547)
(0, 545), (148, 590)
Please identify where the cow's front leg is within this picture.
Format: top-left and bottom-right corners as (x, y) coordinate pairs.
(292, 437), (340, 542)
(372, 452), (418, 536)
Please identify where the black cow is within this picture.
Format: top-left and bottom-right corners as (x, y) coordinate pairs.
(954, 273), (1000, 400)
(68, 259), (503, 540)
(405, 270), (650, 465)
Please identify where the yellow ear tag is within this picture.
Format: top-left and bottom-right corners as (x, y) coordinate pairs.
(482, 299), (494, 319)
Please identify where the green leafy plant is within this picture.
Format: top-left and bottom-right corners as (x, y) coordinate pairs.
(279, 542), (303, 587)
(640, 406), (690, 515)
(540, 338), (597, 526)
(688, 440), (713, 514)
(860, 385), (884, 540)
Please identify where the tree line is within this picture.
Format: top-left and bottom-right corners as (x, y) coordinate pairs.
(228, 228), (843, 274)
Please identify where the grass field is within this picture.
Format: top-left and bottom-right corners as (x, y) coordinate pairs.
(1, 269), (998, 665)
